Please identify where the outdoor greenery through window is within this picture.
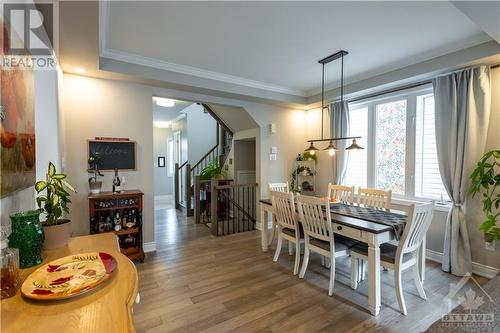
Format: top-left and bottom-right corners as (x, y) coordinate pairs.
(344, 87), (450, 201)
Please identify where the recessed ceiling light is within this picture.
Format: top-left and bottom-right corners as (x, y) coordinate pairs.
(153, 121), (171, 128)
(74, 67), (86, 74)
(155, 97), (175, 108)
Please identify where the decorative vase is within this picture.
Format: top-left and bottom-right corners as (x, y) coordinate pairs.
(42, 219), (72, 250)
(8, 210), (44, 268)
(89, 181), (102, 194)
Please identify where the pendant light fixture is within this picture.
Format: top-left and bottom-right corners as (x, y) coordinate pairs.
(304, 50), (364, 154)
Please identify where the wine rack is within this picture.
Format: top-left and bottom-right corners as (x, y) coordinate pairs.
(88, 190), (144, 262)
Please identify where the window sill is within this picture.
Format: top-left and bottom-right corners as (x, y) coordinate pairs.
(391, 197), (451, 213)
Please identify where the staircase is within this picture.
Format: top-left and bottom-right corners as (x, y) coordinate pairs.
(175, 104), (233, 216)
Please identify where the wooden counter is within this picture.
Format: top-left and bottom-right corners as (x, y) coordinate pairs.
(1, 233), (139, 333)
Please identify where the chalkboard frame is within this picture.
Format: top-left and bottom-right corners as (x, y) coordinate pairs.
(87, 140), (137, 171)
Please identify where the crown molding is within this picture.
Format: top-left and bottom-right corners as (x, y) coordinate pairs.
(100, 48), (306, 97)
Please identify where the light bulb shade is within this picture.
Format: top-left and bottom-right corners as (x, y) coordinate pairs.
(323, 140), (338, 152)
(305, 142), (319, 153)
(345, 139), (364, 150)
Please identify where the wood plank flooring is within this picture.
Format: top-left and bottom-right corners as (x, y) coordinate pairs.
(133, 208), (486, 333)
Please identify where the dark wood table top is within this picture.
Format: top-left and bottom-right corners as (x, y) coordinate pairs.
(260, 198), (401, 234)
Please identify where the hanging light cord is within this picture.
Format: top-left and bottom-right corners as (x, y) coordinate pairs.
(321, 63), (325, 140)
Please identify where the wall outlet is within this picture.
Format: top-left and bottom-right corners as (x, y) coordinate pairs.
(485, 240), (496, 251)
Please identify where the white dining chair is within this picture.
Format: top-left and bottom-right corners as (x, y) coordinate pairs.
(357, 187), (392, 211)
(271, 190), (302, 275)
(350, 202), (434, 315)
(327, 183), (355, 204)
(296, 195), (350, 296)
(268, 182), (289, 194)
(268, 182), (290, 251)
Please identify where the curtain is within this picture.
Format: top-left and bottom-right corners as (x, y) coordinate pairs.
(433, 66), (491, 276)
(329, 101), (350, 184)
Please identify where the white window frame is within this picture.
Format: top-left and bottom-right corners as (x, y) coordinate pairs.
(347, 84), (449, 205)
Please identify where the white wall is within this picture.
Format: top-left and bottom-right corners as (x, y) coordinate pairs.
(153, 127), (172, 196)
(185, 103), (217, 164)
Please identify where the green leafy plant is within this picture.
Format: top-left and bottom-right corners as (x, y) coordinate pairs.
(199, 159), (226, 180)
(470, 150), (500, 239)
(301, 151), (317, 163)
(88, 152), (104, 183)
(35, 162), (76, 226)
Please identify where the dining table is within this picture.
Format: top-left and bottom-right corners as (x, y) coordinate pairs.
(259, 198), (426, 316)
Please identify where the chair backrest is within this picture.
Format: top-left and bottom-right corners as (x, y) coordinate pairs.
(296, 195), (332, 242)
(327, 183), (355, 204)
(270, 190), (297, 231)
(357, 187), (392, 211)
(397, 202), (434, 258)
(268, 182), (289, 196)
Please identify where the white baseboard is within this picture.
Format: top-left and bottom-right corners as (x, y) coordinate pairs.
(426, 249), (499, 279)
(143, 242), (156, 253)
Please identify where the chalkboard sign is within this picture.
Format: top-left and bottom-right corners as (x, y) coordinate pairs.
(88, 140), (136, 170)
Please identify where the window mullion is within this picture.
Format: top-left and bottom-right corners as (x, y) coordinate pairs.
(367, 102), (376, 188)
(406, 94), (416, 198)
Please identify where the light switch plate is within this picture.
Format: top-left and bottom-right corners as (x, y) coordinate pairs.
(270, 146), (278, 154)
(269, 153), (277, 161)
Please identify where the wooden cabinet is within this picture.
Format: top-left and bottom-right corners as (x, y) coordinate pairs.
(88, 190), (145, 262)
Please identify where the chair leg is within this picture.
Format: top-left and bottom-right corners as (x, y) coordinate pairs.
(358, 259), (366, 281)
(293, 240), (300, 275)
(273, 234), (282, 262)
(413, 265), (427, 300)
(328, 253), (335, 296)
(351, 257), (358, 289)
(299, 244), (310, 279)
(395, 268), (408, 315)
(288, 241), (294, 255)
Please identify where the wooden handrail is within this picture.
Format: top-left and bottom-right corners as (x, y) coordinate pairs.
(215, 183), (258, 190)
(179, 161), (188, 169)
(202, 104), (233, 136)
(191, 145), (219, 172)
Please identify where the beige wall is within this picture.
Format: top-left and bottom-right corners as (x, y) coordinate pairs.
(62, 74), (155, 244)
(61, 74), (308, 247)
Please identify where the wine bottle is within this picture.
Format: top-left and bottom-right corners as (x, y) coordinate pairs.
(112, 168), (121, 193)
(114, 212), (121, 231)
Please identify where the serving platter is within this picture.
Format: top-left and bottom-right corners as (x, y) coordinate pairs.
(21, 252), (117, 300)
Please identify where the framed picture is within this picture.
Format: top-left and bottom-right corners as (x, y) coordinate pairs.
(158, 156), (165, 168)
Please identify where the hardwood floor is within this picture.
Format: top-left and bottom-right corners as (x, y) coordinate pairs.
(133, 208), (484, 333)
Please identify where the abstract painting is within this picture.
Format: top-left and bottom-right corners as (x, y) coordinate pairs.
(0, 20), (36, 198)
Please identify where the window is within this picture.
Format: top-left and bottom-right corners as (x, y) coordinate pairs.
(415, 95), (449, 200)
(375, 100), (406, 194)
(344, 107), (368, 188)
(168, 138), (174, 176)
(345, 87), (449, 201)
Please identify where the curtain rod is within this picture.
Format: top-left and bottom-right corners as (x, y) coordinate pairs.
(347, 63), (499, 105)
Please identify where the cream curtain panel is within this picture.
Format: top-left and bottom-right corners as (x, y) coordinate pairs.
(433, 66), (491, 276)
(329, 101), (349, 185)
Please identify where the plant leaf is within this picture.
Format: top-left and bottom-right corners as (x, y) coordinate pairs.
(53, 174), (66, 180)
(48, 162), (56, 177)
(61, 179), (76, 192)
(35, 181), (48, 193)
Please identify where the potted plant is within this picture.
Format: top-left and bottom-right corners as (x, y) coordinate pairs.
(88, 152), (103, 194)
(470, 150), (500, 241)
(35, 162), (76, 249)
(199, 159), (226, 180)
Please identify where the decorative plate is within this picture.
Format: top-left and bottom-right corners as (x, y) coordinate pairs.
(21, 252), (117, 300)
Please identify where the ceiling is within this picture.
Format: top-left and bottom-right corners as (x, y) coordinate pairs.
(152, 100), (192, 122)
(59, 1), (500, 107)
(103, 1), (492, 96)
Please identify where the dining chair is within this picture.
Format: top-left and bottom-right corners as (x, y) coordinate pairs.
(296, 195), (350, 296)
(268, 182), (290, 251)
(268, 182), (289, 194)
(270, 190), (302, 275)
(350, 202), (434, 315)
(327, 183), (355, 204)
(357, 187), (392, 211)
